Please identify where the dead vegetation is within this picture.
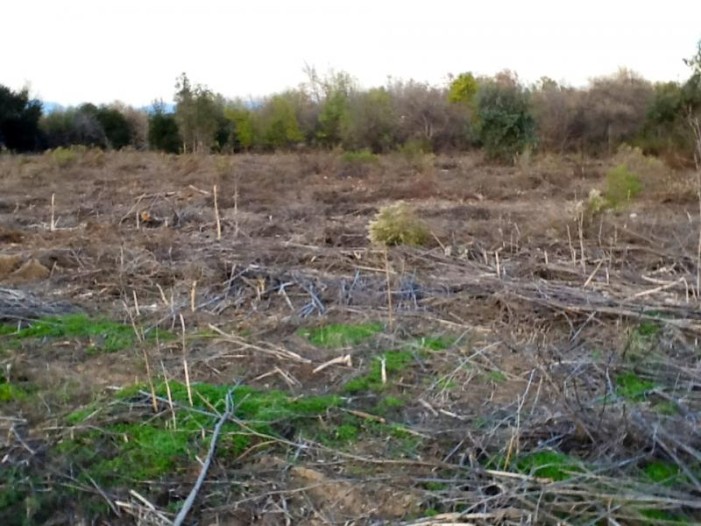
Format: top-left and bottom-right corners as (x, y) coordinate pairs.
(1, 150), (700, 525)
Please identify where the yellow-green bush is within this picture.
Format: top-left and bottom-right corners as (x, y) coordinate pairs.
(50, 146), (79, 168)
(368, 201), (429, 246)
(605, 164), (643, 208)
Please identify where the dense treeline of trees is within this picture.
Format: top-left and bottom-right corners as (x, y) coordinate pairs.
(1, 42), (700, 163)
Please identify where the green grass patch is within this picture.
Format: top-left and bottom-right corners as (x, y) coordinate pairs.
(299, 322), (383, 348)
(343, 350), (415, 393)
(637, 320), (661, 337)
(642, 460), (682, 486)
(374, 395), (406, 415)
(341, 149), (378, 164)
(654, 401), (679, 416)
(0, 374), (32, 403)
(0, 314), (170, 353)
(616, 371), (657, 401)
(414, 335), (453, 352)
(486, 370), (507, 383)
(511, 450), (584, 481)
(0, 382), (28, 403)
(640, 509), (693, 525)
(59, 381), (343, 486)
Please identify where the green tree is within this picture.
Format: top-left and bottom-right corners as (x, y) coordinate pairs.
(174, 73), (221, 153)
(639, 82), (689, 156)
(448, 72), (479, 105)
(305, 68), (355, 147)
(94, 106), (131, 149)
(148, 102), (181, 153)
(255, 92), (304, 150)
(474, 72), (536, 162)
(342, 87), (398, 152)
(683, 40), (701, 164)
(223, 103), (255, 152)
(0, 85), (44, 152)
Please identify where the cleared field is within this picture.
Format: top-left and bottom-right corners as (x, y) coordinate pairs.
(1, 150), (700, 525)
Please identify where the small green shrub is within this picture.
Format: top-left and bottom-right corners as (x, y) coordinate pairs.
(341, 149), (378, 164)
(605, 164), (643, 207)
(0, 382), (28, 402)
(586, 188), (608, 214)
(50, 146), (79, 168)
(368, 201), (429, 246)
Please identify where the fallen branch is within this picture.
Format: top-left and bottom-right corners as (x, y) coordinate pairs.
(172, 388), (234, 526)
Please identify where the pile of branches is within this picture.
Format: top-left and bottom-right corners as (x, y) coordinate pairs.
(0, 287), (80, 324)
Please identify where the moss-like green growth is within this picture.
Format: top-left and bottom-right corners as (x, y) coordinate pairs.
(653, 401), (679, 416)
(59, 381), (343, 486)
(640, 509), (693, 525)
(415, 336), (453, 352)
(512, 450), (583, 481)
(65, 404), (100, 425)
(616, 371), (657, 401)
(0, 373), (32, 403)
(0, 314), (170, 353)
(0, 382), (28, 402)
(486, 370), (507, 383)
(333, 423), (361, 443)
(374, 395), (406, 415)
(343, 350), (415, 393)
(299, 322), (383, 348)
(637, 320), (661, 337)
(642, 460), (682, 486)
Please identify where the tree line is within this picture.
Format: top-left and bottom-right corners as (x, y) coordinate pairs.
(2, 42), (700, 163)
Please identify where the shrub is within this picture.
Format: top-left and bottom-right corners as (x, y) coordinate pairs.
(368, 201), (429, 246)
(586, 188), (608, 214)
(50, 146), (80, 168)
(475, 72), (537, 162)
(342, 149), (378, 164)
(341, 87), (398, 153)
(255, 92), (305, 150)
(605, 164), (642, 207)
(339, 149), (379, 177)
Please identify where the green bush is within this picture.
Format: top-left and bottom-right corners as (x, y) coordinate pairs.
(342, 149), (378, 164)
(474, 75), (537, 162)
(50, 146), (81, 167)
(605, 164), (643, 207)
(368, 201), (429, 246)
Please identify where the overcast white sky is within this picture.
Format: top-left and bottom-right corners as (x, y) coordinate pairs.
(3, 0), (700, 107)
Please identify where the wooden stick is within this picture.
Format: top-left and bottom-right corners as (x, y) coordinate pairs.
(172, 389), (234, 526)
(213, 184), (222, 241)
(180, 314), (193, 407)
(190, 280), (197, 313)
(234, 176), (240, 238)
(50, 193), (56, 232)
(384, 247), (393, 332)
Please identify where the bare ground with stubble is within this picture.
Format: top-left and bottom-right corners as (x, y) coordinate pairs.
(1, 150), (700, 525)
